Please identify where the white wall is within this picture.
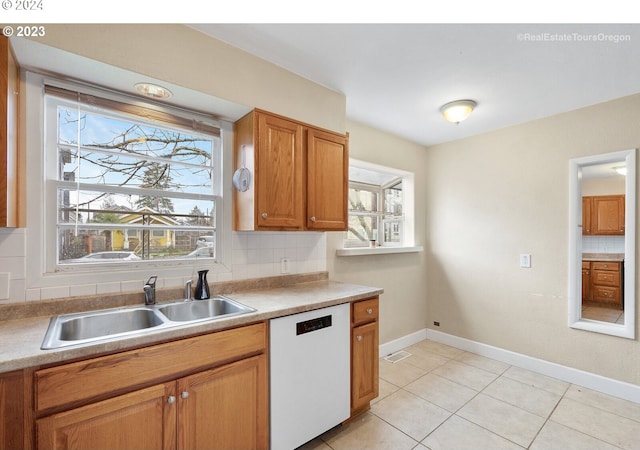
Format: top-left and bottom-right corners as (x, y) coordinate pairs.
(425, 93), (640, 385)
(328, 120), (429, 345)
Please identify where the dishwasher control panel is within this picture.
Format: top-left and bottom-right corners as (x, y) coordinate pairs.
(296, 314), (332, 335)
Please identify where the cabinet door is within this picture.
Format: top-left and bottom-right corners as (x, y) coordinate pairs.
(582, 197), (592, 235)
(307, 128), (348, 230)
(37, 383), (177, 450)
(591, 195), (625, 235)
(256, 112), (305, 229)
(1, 370), (26, 449)
(582, 267), (591, 301)
(352, 321), (379, 413)
(177, 354), (268, 450)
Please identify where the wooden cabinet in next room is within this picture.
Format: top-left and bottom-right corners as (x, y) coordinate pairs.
(582, 195), (625, 235)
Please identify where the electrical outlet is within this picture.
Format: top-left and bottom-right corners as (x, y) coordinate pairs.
(280, 258), (290, 274)
(520, 254), (531, 268)
(433, 321), (440, 327)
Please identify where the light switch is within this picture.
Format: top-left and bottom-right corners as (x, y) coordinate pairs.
(0, 273), (9, 300)
(520, 254), (532, 268)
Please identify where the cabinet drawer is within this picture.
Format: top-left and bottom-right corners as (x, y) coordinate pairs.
(591, 261), (620, 271)
(592, 286), (620, 303)
(592, 270), (620, 287)
(35, 322), (267, 415)
(352, 298), (379, 326)
(582, 261), (590, 269)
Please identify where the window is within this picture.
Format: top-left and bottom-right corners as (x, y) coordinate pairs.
(345, 160), (414, 248)
(44, 85), (222, 268)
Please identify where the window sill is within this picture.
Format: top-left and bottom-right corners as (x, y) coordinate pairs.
(335, 245), (424, 257)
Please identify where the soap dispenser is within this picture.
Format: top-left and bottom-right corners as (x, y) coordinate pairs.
(194, 270), (210, 300)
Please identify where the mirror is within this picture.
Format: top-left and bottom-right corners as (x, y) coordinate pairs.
(569, 149), (636, 338)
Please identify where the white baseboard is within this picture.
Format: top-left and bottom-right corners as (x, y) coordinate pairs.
(381, 328), (640, 404)
(379, 328), (427, 358)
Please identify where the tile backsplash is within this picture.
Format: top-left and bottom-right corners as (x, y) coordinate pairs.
(0, 228), (327, 303)
(582, 235), (625, 254)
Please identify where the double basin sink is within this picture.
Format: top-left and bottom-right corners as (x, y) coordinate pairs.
(41, 296), (256, 350)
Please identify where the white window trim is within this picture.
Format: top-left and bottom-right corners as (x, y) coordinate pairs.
(338, 158), (421, 256)
(24, 72), (233, 290)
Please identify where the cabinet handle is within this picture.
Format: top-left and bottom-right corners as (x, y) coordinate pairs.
(261, 213), (268, 219)
(310, 216), (316, 222)
(181, 391), (189, 399)
(367, 308), (373, 314)
(356, 335), (362, 341)
(167, 396), (176, 404)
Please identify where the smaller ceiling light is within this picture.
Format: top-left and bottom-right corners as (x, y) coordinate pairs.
(135, 82), (173, 99)
(440, 99), (477, 124)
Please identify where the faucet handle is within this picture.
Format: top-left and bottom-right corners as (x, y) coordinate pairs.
(143, 276), (157, 305)
(145, 276), (157, 288)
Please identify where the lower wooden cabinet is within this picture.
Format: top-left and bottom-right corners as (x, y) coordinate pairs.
(582, 261), (591, 302)
(37, 355), (268, 450)
(582, 260), (623, 307)
(177, 354), (268, 450)
(350, 297), (379, 418)
(0, 370), (28, 449)
(37, 383), (176, 450)
(591, 261), (622, 305)
(35, 322), (269, 450)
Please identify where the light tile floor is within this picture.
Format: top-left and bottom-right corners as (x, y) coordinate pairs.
(299, 339), (640, 450)
(582, 305), (625, 324)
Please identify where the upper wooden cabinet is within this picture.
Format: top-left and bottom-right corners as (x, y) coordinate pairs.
(582, 195), (625, 235)
(307, 128), (349, 230)
(234, 109), (348, 231)
(0, 35), (20, 228)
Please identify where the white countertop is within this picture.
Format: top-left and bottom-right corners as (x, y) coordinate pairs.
(0, 279), (383, 373)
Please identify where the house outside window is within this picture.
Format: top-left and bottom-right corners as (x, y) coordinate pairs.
(345, 160), (414, 248)
(44, 84), (222, 268)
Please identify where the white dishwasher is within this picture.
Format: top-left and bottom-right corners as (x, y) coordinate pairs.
(270, 303), (350, 450)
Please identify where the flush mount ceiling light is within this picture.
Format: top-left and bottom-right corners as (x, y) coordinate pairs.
(135, 82), (173, 99)
(440, 99), (477, 124)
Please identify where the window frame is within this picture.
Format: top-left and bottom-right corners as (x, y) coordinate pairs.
(344, 159), (416, 249)
(45, 90), (222, 270)
(24, 72), (233, 290)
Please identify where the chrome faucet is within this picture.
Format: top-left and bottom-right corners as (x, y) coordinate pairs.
(184, 279), (193, 301)
(143, 276), (157, 305)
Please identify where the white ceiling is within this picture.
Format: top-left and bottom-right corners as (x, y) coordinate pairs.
(190, 24), (640, 147)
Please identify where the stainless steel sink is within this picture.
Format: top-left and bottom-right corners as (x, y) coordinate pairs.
(58, 308), (165, 341)
(41, 307), (167, 349)
(41, 296), (256, 350)
(158, 296), (256, 322)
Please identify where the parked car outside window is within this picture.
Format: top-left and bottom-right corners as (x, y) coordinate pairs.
(182, 247), (215, 258)
(64, 251), (142, 263)
(196, 235), (215, 248)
